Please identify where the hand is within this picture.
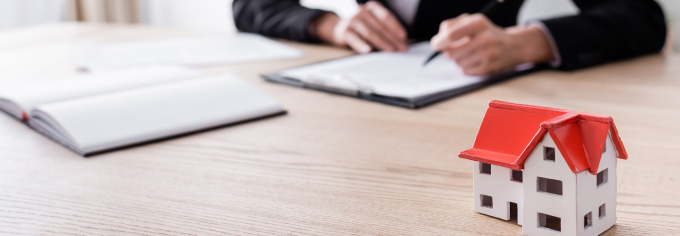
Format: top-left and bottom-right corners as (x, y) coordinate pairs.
(311, 1), (407, 53)
(431, 14), (554, 75)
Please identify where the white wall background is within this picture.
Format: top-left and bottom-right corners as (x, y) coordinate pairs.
(0, 0), (68, 31)
(141, 0), (236, 33)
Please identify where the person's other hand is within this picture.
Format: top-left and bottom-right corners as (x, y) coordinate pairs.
(431, 13), (554, 75)
(311, 1), (407, 53)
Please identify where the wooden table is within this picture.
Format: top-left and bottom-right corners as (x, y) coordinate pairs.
(1, 23), (679, 235)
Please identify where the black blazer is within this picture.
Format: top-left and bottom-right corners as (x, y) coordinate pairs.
(232, 0), (666, 71)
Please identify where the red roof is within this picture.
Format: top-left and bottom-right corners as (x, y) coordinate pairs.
(459, 101), (627, 175)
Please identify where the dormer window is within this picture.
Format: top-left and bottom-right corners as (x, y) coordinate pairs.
(544, 147), (555, 161)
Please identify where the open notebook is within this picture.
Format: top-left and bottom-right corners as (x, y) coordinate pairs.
(75, 33), (303, 72)
(264, 42), (536, 109)
(0, 66), (284, 155)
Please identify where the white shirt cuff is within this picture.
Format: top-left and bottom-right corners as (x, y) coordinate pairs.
(528, 21), (562, 68)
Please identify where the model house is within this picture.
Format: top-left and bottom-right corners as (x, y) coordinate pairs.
(459, 101), (628, 236)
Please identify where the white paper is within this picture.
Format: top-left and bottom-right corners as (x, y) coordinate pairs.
(278, 42), (484, 100)
(31, 74), (283, 154)
(0, 66), (202, 119)
(76, 33), (303, 72)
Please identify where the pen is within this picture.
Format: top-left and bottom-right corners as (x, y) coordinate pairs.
(300, 74), (372, 96)
(423, 0), (505, 67)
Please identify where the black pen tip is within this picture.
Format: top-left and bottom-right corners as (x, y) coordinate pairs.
(423, 51), (441, 67)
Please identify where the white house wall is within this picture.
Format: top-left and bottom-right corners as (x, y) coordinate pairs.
(522, 133), (578, 236)
(575, 132), (618, 236)
(472, 161), (524, 225)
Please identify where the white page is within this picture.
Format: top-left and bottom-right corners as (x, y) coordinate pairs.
(76, 33), (303, 72)
(0, 66), (202, 119)
(278, 42), (484, 100)
(31, 74), (283, 154)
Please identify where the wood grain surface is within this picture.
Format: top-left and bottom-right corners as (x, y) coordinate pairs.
(1, 23), (680, 235)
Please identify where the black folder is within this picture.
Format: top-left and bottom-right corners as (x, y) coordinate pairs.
(263, 65), (542, 109)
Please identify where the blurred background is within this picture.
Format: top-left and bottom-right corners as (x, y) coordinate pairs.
(1, 0), (678, 50)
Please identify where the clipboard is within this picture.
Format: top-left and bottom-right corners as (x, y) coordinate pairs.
(262, 43), (544, 109)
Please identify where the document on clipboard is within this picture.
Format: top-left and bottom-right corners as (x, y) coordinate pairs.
(263, 42), (536, 109)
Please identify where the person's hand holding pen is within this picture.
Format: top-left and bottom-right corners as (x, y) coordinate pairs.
(309, 1), (407, 54)
(430, 13), (555, 76)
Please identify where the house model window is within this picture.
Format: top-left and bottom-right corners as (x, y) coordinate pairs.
(538, 213), (561, 232)
(597, 169), (608, 187)
(479, 162), (491, 175)
(599, 204), (606, 219)
(481, 194), (493, 208)
(544, 146), (555, 161)
(511, 170), (523, 182)
(584, 212), (592, 229)
(537, 177), (563, 195)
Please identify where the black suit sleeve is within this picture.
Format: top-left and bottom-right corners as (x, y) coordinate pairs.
(232, 0), (327, 43)
(541, 0), (666, 71)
